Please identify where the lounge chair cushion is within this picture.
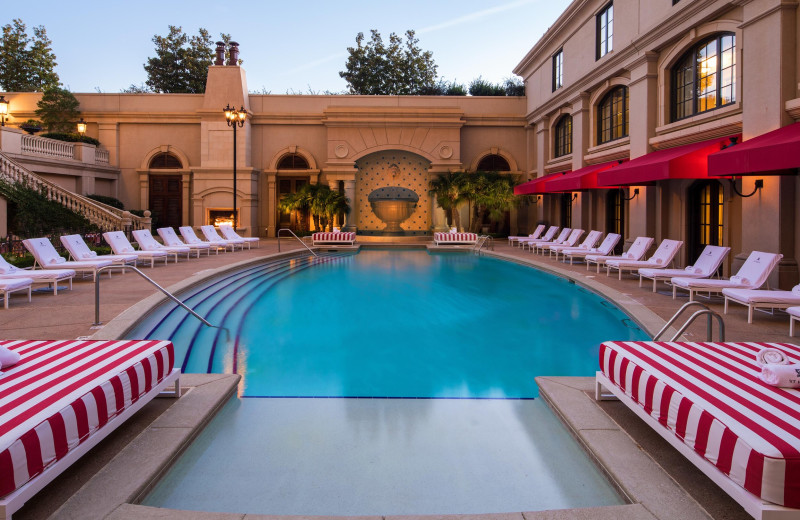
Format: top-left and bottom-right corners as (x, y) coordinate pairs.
(0, 278), (32, 291)
(0, 339), (175, 498)
(721, 286), (800, 306)
(600, 340), (800, 507)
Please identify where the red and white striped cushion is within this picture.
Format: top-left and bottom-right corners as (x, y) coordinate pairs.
(434, 232), (478, 243)
(0, 339), (174, 498)
(312, 232), (355, 243)
(599, 340), (800, 507)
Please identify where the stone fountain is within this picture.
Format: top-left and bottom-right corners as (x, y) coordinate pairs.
(368, 187), (419, 235)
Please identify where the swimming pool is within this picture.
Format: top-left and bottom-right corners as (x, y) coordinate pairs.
(133, 249), (647, 514)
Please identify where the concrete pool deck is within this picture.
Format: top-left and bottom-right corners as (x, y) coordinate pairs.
(3, 239), (789, 519)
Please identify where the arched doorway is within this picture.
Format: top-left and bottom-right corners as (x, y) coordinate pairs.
(148, 152), (183, 229)
(688, 180), (724, 262)
(276, 153), (311, 233)
(605, 190), (624, 254)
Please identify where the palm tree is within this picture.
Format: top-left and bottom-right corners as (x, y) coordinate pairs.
(308, 185), (351, 231)
(461, 171), (519, 233)
(278, 183), (318, 231)
(321, 190), (350, 231)
(428, 171), (466, 230)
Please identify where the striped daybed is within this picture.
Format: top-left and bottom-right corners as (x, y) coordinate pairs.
(0, 339), (180, 519)
(311, 232), (356, 245)
(596, 340), (800, 518)
(433, 232), (478, 245)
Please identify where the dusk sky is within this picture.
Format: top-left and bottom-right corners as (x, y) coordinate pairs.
(5, 0), (570, 94)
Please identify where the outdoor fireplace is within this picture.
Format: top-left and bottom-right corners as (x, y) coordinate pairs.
(207, 209), (237, 228)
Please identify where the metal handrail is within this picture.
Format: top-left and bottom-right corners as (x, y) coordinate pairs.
(277, 228), (318, 257)
(653, 300), (725, 342)
(92, 265), (230, 341)
(472, 235), (494, 254)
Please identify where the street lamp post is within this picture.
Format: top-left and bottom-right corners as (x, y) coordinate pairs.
(223, 104), (247, 228)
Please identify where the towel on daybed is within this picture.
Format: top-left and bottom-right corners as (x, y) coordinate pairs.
(760, 364), (800, 388)
(756, 347), (791, 366)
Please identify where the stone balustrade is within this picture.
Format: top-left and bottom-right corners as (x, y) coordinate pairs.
(21, 133), (75, 160)
(0, 150), (149, 232)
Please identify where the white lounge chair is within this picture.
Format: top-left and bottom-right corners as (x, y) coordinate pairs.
(133, 229), (194, 261)
(548, 230), (602, 261)
(508, 224), (545, 247)
(60, 234), (137, 273)
(536, 228), (584, 256)
(789, 306), (800, 336)
(528, 228), (570, 253)
(585, 236), (654, 273)
(638, 245), (731, 292)
(722, 284), (800, 324)
(103, 231), (169, 268)
(562, 233), (621, 265)
(219, 224), (260, 249)
(0, 255), (74, 295)
(671, 251), (783, 301)
(518, 226), (559, 251)
(158, 227), (211, 256)
(22, 238), (114, 282)
(605, 239), (683, 280)
(201, 225), (244, 250)
(0, 277), (32, 309)
(179, 226), (233, 253)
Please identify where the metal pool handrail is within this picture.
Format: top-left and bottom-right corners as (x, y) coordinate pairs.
(92, 265), (230, 341)
(277, 228), (318, 257)
(472, 235), (494, 254)
(653, 300), (725, 342)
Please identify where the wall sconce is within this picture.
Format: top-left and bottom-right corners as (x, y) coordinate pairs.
(570, 193), (578, 201)
(76, 117), (87, 135)
(621, 188), (639, 201)
(534, 195), (541, 202)
(0, 96), (9, 127)
(730, 178), (763, 198)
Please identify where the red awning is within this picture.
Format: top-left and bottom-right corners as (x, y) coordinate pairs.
(545, 161), (620, 192)
(597, 135), (739, 186)
(514, 171), (570, 195)
(708, 123), (800, 176)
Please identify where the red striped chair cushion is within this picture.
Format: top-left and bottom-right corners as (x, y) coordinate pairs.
(0, 339), (175, 498)
(312, 232), (355, 242)
(599, 340), (800, 507)
(433, 232), (478, 243)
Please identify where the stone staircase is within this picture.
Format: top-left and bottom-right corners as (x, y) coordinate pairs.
(0, 150), (150, 232)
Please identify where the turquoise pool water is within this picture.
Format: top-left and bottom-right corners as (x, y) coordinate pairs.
(135, 249), (646, 515)
(130, 249), (646, 398)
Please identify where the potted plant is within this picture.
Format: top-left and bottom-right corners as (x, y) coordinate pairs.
(18, 119), (43, 134)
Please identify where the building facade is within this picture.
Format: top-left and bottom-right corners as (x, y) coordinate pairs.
(1, 0), (798, 287)
(514, 0), (800, 288)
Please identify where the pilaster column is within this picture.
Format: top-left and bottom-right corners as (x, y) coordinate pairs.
(343, 179), (357, 232)
(265, 172), (277, 237)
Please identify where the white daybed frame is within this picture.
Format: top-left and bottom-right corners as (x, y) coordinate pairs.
(0, 369), (181, 520)
(595, 371), (800, 520)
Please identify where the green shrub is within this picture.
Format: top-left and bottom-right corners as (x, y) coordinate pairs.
(40, 132), (101, 146)
(468, 77), (506, 96)
(2, 253), (35, 269)
(87, 194), (124, 209)
(0, 179), (98, 237)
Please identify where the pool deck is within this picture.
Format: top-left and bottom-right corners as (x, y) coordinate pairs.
(4, 239), (789, 520)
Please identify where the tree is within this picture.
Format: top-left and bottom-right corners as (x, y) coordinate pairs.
(504, 76), (525, 96)
(0, 19), (59, 92)
(35, 86), (80, 133)
(340, 30), (438, 95)
(143, 26), (213, 93)
(468, 77), (506, 96)
(461, 171), (519, 233)
(429, 172), (467, 230)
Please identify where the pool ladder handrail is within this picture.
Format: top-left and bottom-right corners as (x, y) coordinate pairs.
(473, 235), (494, 254)
(277, 228), (318, 257)
(653, 300), (725, 342)
(92, 265), (231, 341)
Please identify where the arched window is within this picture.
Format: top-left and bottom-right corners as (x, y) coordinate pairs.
(597, 86), (629, 144)
(149, 153), (182, 169)
(672, 33), (735, 121)
(277, 153), (309, 169)
(476, 154), (510, 172)
(554, 115), (572, 158)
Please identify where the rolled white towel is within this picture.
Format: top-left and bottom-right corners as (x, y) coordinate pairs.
(756, 348), (790, 366)
(760, 364), (800, 388)
(0, 345), (21, 369)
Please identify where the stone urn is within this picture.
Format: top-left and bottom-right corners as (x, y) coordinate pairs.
(368, 187), (419, 234)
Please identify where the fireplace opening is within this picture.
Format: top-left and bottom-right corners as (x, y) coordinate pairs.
(208, 209), (238, 227)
